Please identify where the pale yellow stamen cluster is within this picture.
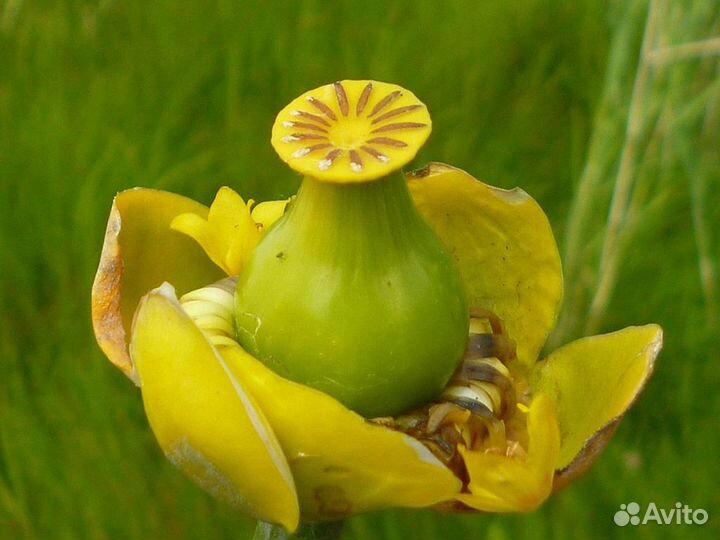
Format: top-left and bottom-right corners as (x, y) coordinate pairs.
(440, 356), (512, 416)
(179, 278), (238, 347)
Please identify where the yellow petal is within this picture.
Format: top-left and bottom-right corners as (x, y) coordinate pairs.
(531, 325), (663, 471)
(219, 344), (461, 521)
(171, 187), (260, 276)
(130, 283), (300, 531)
(408, 163), (563, 368)
(456, 394), (560, 512)
(91, 189), (223, 379)
(251, 199), (290, 231)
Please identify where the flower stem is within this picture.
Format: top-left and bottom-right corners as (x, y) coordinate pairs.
(252, 521), (344, 540)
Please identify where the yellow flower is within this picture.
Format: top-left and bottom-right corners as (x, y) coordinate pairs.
(91, 81), (662, 533)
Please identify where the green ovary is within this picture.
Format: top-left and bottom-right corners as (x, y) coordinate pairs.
(235, 173), (469, 417)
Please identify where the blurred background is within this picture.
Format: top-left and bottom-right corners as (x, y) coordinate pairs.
(1, 0), (719, 539)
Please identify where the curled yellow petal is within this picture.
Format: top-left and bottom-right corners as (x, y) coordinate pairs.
(531, 325), (663, 473)
(219, 344), (461, 521)
(408, 163), (563, 368)
(130, 283), (300, 532)
(171, 187), (259, 276)
(251, 199), (290, 231)
(455, 394), (560, 512)
(272, 80), (431, 183)
(91, 189), (223, 379)
(171, 187), (289, 276)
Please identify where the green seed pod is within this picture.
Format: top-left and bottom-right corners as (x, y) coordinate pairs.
(234, 81), (469, 416)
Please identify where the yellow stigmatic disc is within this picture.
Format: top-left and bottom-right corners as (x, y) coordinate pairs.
(271, 80), (432, 183)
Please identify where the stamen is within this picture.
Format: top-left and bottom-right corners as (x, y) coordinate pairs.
(467, 334), (496, 357)
(370, 310), (523, 468)
(180, 278), (238, 347)
(470, 381), (503, 412)
(464, 355), (511, 380)
(442, 386), (495, 415)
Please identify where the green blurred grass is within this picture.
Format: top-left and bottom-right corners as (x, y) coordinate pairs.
(1, 0), (718, 539)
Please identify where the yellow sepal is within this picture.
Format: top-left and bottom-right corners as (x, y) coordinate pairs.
(130, 283), (300, 532)
(455, 394), (560, 512)
(408, 163), (563, 368)
(91, 188), (223, 379)
(531, 325), (663, 470)
(219, 344), (462, 521)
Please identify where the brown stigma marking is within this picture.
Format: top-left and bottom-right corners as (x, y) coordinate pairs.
(334, 81), (349, 116)
(282, 121), (328, 133)
(282, 133), (328, 142)
(291, 143), (332, 158)
(290, 110), (331, 127)
(306, 96), (338, 121)
(284, 82), (428, 174)
(360, 145), (390, 163)
(371, 122), (428, 134)
(349, 149), (363, 172)
(319, 148), (343, 171)
(371, 104), (423, 124)
(356, 82), (373, 116)
(368, 90), (402, 117)
(366, 137), (407, 148)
